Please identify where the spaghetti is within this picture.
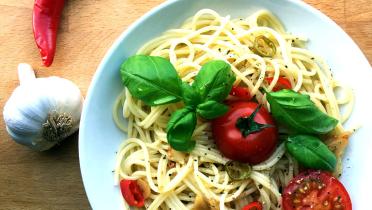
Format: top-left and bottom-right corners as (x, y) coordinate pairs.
(113, 9), (353, 210)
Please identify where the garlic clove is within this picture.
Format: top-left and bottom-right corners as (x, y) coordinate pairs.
(18, 63), (36, 85)
(3, 63), (84, 151)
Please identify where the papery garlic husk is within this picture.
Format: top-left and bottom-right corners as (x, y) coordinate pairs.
(3, 63), (84, 151)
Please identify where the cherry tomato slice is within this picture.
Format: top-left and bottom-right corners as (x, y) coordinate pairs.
(282, 170), (352, 210)
(242, 201), (263, 210)
(120, 179), (145, 207)
(229, 86), (252, 101)
(266, 77), (292, 91)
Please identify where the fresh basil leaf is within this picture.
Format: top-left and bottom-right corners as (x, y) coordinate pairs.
(182, 82), (201, 108)
(286, 135), (337, 171)
(120, 55), (183, 106)
(167, 107), (197, 152)
(192, 60), (235, 102)
(196, 100), (228, 120)
(266, 89), (338, 134)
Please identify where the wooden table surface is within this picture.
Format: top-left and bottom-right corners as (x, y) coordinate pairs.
(0, 0), (371, 209)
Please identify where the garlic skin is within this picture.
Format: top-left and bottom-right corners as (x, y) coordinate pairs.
(3, 63), (84, 151)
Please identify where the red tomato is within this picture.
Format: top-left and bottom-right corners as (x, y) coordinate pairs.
(266, 77), (292, 91)
(282, 171), (352, 210)
(120, 179), (145, 207)
(242, 201), (263, 210)
(212, 101), (278, 164)
(229, 86), (252, 100)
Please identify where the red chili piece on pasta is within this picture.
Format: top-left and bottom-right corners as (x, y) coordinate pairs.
(120, 179), (145, 207)
(242, 201), (263, 210)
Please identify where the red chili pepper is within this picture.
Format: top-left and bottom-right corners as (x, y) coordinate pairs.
(242, 201), (263, 210)
(120, 179), (145, 207)
(32, 0), (65, 67)
(229, 86), (252, 101)
(265, 77), (292, 91)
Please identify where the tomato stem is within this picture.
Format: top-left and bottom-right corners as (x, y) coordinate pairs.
(235, 104), (273, 137)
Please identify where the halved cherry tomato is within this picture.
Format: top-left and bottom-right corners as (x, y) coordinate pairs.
(212, 101), (278, 164)
(242, 201), (263, 210)
(120, 179), (145, 207)
(229, 86), (252, 101)
(282, 170), (352, 210)
(266, 77), (292, 91)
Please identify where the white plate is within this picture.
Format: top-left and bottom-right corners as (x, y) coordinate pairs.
(79, 0), (372, 209)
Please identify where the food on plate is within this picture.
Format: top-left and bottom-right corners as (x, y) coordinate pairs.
(229, 86), (252, 101)
(242, 201), (263, 210)
(286, 135), (337, 171)
(121, 56), (234, 151)
(265, 77), (291, 91)
(282, 171), (352, 210)
(265, 89), (339, 135)
(212, 101), (278, 164)
(3, 63), (83, 151)
(33, 0), (65, 66)
(113, 9), (354, 209)
(120, 179), (149, 207)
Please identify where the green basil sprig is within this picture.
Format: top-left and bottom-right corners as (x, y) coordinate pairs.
(181, 82), (201, 108)
(196, 100), (228, 120)
(120, 55), (183, 106)
(265, 89), (338, 134)
(192, 60), (235, 102)
(121, 55), (235, 152)
(286, 135), (337, 171)
(166, 107), (197, 152)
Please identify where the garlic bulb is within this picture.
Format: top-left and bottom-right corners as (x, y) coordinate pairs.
(3, 63), (84, 151)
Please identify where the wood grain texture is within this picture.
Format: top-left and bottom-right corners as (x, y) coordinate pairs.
(0, 0), (370, 209)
